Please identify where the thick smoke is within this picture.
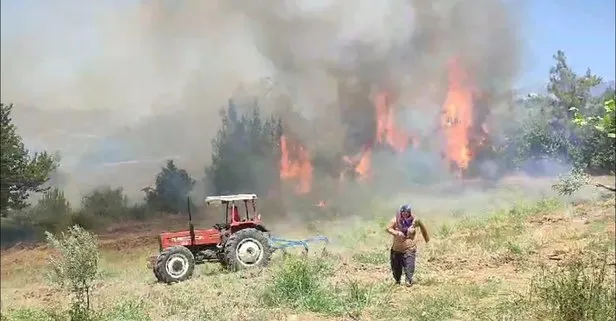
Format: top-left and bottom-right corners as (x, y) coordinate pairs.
(1, 0), (523, 201)
(224, 0), (523, 189)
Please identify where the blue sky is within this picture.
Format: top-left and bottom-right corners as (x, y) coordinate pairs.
(1, 0), (614, 88)
(521, 0), (615, 86)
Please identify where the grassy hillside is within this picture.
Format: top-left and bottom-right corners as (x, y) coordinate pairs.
(1, 185), (614, 321)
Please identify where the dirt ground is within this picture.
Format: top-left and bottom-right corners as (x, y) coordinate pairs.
(1, 176), (615, 321)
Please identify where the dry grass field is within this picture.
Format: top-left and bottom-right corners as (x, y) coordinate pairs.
(1, 177), (615, 321)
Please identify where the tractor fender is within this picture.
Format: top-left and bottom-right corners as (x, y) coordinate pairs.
(230, 223), (270, 234)
(254, 224), (270, 233)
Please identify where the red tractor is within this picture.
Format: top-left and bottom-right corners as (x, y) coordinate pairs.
(148, 194), (273, 283)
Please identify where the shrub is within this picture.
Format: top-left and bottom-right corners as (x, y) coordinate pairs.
(126, 203), (153, 221)
(341, 280), (385, 319)
(261, 255), (340, 314)
(552, 169), (591, 196)
(1, 188), (73, 247)
(45, 225), (100, 321)
(96, 299), (151, 321)
(80, 186), (130, 220)
(33, 188), (73, 234)
(532, 254), (616, 321)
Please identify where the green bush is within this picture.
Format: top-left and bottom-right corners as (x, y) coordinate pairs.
(1, 186), (156, 246)
(261, 255), (340, 314)
(260, 251), (388, 317)
(1, 188), (74, 247)
(46, 225), (100, 321)
(552, 169), (591, 196)
(126, 203), (153, 221)
(80, 187), (130, 220)
(77, 186), (154, 224)
(341, 280), (385, 319)
(95, 299), (151, 321)
(32, 188), (74, 234)
(532, 254), (616, 321)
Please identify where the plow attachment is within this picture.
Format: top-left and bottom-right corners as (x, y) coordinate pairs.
(269, 235), (330, 254)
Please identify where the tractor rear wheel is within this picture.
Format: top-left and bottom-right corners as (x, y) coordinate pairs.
(153, 264), (163, 282)
(154, 246), (195, 284)
(224, 228), (272, 271)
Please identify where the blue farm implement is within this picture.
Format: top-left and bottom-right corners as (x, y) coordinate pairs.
(269, 235), (330, 254)
(148, 194), (330, 284)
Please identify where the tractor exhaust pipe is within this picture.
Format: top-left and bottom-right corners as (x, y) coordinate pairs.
(187, 196), (195, 246)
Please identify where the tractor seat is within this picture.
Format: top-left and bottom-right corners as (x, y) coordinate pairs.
(231, 206), (241, 222)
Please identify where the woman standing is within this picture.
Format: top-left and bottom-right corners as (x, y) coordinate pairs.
(385, 204), (430, 287)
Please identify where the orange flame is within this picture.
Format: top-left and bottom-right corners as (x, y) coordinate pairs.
(341, 146), (372, 182)
(375, 92), (409, 153)
(441, 58), (474, 176)
(280, 135), (313, 194)
(355, 148), (372, 181)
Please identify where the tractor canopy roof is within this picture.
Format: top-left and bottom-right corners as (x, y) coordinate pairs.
(205, 194), (258, 204)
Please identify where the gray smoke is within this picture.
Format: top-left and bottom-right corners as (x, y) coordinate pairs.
(224, 0), (523, 189)
(1, 0), (524, 202)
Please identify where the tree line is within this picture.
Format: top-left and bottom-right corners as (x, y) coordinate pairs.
(0, 99), (283, 246)
(1, 50), (614, 246)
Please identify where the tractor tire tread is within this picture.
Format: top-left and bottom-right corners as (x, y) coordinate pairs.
(223, 228), (272, 272)
(154, 246), (195, 284)
(153, 265), (163, 282)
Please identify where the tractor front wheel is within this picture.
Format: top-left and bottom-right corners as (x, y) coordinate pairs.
(224, 228), (272, 271)
(154, 246), (195, 284)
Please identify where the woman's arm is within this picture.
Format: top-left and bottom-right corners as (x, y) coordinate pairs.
(416, 219), (430, 243)
(386, 217), (400, 236)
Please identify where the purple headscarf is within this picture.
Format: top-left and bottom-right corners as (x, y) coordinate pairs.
(396, 205), (414, 236)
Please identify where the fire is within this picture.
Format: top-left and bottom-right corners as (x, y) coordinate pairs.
(374, 92), (409, 153)
(441, 58), (474, 176)
(278, 57), (484, 196)
(280, 135), (313, 194)
(337, 90), (416, 184)
(355, 149), (372, 181)
(341, 146), (372, 182)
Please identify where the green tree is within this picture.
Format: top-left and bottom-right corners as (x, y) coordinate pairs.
(505, 51), (613, 174)
(569, 96), (616, 175)
(30, 188), (73, 235)
(510, 109), (580, 170)
(205, 100), (281, 196)
(46, 225), (100, 320)
(143, 160), (195, 214)
(1, 103), (59, 217)
(80, 186), (130, 219)
(571, 98), (616, 139)
(547, 50), (603, 121)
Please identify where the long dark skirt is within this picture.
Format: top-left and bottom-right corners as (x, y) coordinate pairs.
(390, 248), (417, 285)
